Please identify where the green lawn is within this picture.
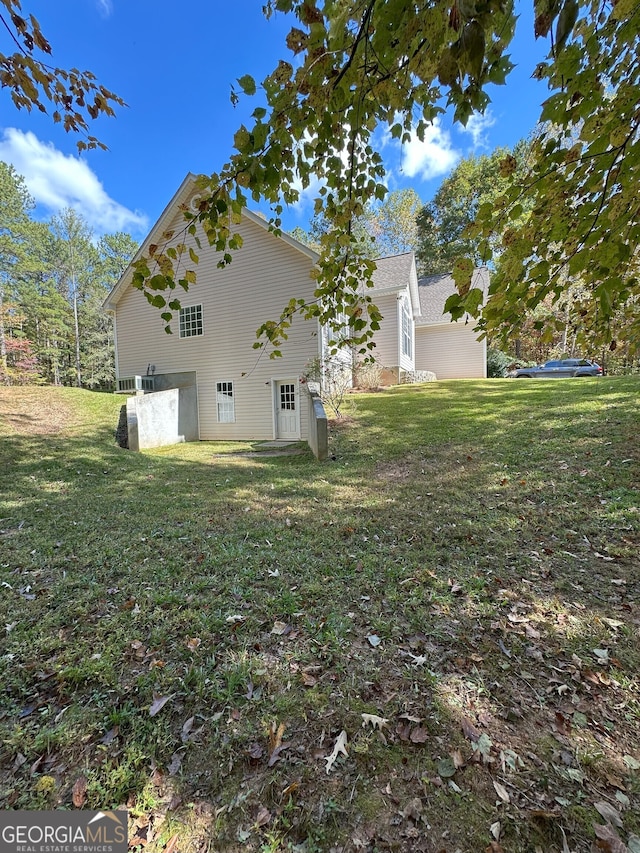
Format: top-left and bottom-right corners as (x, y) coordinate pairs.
(0, 380), (639, 852)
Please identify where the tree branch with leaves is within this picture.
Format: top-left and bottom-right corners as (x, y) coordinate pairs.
(131, 0), (638, 356)
(0, 0), (124, 150)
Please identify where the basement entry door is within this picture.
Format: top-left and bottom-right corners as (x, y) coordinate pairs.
(275, 380), (300, 439)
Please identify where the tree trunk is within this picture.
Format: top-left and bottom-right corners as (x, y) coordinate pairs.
(0, 285), (9, 384)
(73, 288), (81, 387)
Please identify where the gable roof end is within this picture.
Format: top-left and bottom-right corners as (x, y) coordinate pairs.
(103, 173), (319, 311)
(368, 252), (420, 314)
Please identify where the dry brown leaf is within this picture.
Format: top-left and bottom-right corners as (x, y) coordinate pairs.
(593, 823), (628, 853)
(271, 620), (289, 635)
(247, 742), (265, 762)
(461, 716), (480, 741)
(269, 721), (286, 753)
(401, 798), (423, 821)
(493, 780), (510, 803)
(149, 694), (172, 717)
(268, 742), (292, 767)
(72, 775), (87, 808)
(451, 749), (465, 769)
(254, 806), (271, 828)
(594, 801), (623, 828)
(281, 781), (300, 799)
(409, 726), (429, 744)
(164, 834), (179, 853)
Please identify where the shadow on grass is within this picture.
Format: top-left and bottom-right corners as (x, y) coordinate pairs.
(0, 379), (638, 851)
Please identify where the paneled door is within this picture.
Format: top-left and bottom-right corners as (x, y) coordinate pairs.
(275, 380), (299, 439)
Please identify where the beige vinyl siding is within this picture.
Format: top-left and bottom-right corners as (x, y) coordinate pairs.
(115, 212), (319, 440)
(415, 323), (486, 379)
(370, 293), (399, 369)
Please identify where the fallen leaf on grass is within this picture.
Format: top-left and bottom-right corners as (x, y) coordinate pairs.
(325, 730), (348, 774)
(268, 742), (292, 767)
(163, 834), (179, 853)
(623, 755), (640, 771)
(247, 742), (264, 762)
(472, 733), (493, 762)
(461, 716), (480, 742)
(490, 821), (501, 841)
(281, 781), (300, 799)
(254, 806), (271, 828)
(401, 798), (423, 821)
(271, 620), (289, 636)
(437, 757), (456, 778)
(451, 749), (465, 769)
(409, 726), (429, 744)
(628, 835), (640, 853)
(593, 648), (610, 664)
(554, 711), (572, 737)
(367, 634), (382, 647)
(186, 637), (201, 651)
(493, 780), (510, 803)
(269, 721), (285, 753)
(181, 716), (195, 742)
(149, 694), (172, 717)
(167, 752), (182, 776)
(361, 713), (389, 731)
(594, 801), (623, 828)
(72, 776), (87, 807)
(593, 823), (628, 853)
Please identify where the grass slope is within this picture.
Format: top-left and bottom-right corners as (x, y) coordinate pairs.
(0, 381), (639, 853)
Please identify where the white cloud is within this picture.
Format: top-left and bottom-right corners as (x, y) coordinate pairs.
(460, 111), (495, 150)
(0, 128), (148, 235)
(96, 0), (113, 17)
(400, 119), (460, 180)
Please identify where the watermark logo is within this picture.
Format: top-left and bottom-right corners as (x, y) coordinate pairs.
(0, 811), (127, 853)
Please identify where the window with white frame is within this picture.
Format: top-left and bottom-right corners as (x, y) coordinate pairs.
(216, 381), (235, 422)
(401, 297), (413, 359)
(179, 304), (203, 338)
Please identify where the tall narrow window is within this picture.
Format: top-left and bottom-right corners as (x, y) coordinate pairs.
(401, 297), (413, 359)
(216, 381), (235, 422)
(179, 304), (203, 338)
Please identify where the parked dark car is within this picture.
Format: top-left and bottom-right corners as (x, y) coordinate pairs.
(513, 358), (603, 378)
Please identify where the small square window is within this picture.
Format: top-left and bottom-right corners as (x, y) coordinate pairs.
(179, 304), (203, 338)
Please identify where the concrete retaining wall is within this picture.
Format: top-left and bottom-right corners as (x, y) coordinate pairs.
(307, 389), (328, 461)
(126, 385), (199, 451)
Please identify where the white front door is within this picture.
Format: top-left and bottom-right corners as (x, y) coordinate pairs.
(275, 380), (300, 439)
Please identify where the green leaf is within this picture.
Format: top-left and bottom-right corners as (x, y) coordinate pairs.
(237, 74), (256, 96)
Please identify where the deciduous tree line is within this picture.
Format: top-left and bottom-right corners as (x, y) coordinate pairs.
(0, 162), (137, 386)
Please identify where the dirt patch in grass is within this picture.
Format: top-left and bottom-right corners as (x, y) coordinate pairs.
(0, 386), (77, 435)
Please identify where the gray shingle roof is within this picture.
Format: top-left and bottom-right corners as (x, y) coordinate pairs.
(416, 267), (489, 325)
(370, 252), (415, 292)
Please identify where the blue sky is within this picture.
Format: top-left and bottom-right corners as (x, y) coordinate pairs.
(0, 0), (548, 241)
